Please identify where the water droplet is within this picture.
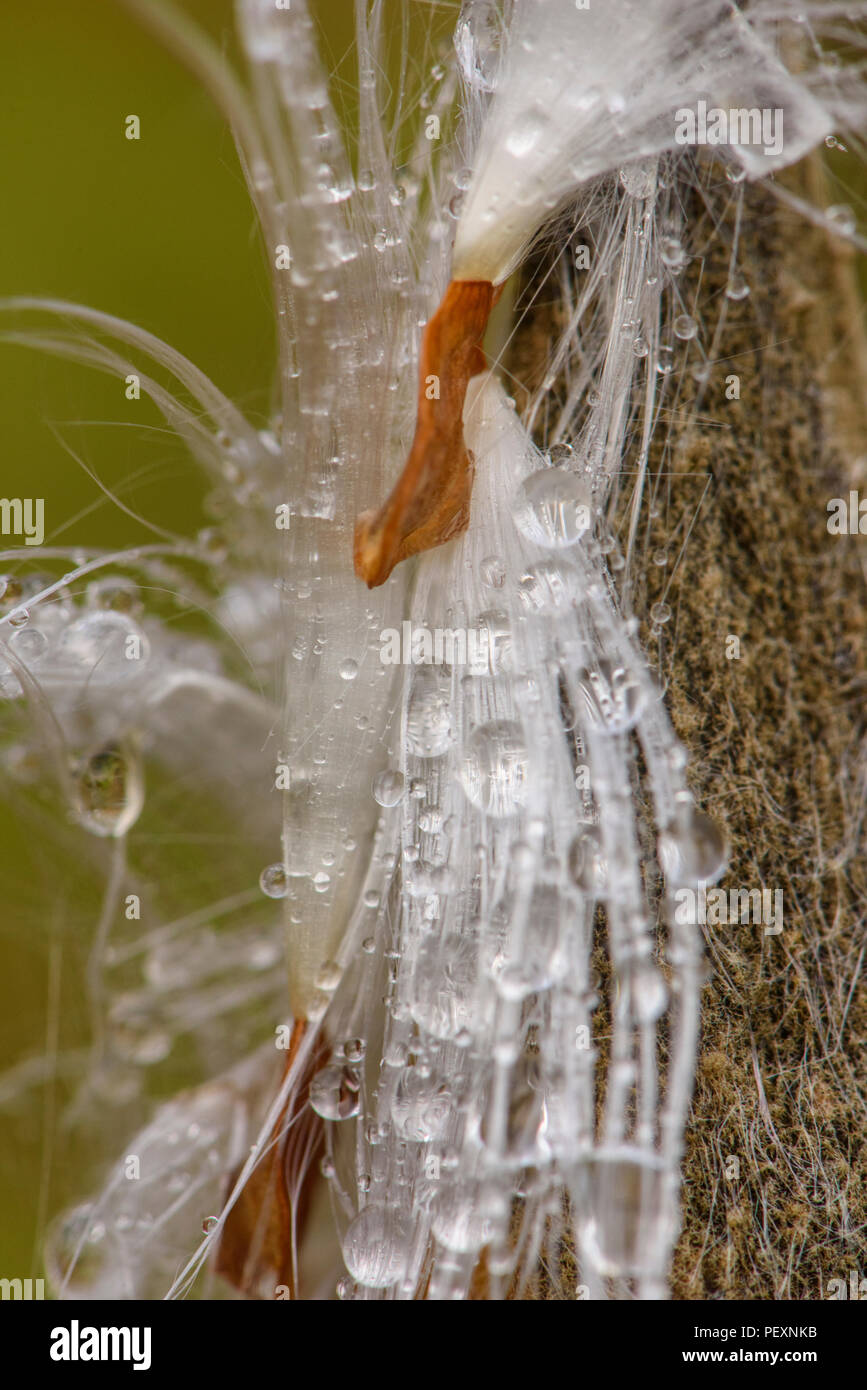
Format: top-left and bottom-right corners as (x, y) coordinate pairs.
(339, 658), (358, 681)
(454, 0), (507, 91)
(72, 741), (144, 838)
(650, 600), (671, 625)
(343, 1037), (366, 1063)
(312, 871), (331, 894)
(447, 191), (465, 219)
(341, 1205), (409, 1288)
(548, 442), (574, 466)
(577, 1150), (672, 1278)
(315, 959), (341, 991)
(410, 930), (478, 1040)
(372, 768), (405, 807)
(655, 346), (674, 376)
(59, 612), (149, 677)
(518, 558), (582, 614)
(86, 579), (140, 620)
(306, 988), (329, 1020)
(480, 555), (506, 588)
(673, 314), (697, 340)
(459, 720), (528, 818)
(568, 825), (607, 893)
(632, 336), (649, 358)
(309, 1065), (360, 1120)
(660, 235), (686, 271)
(494, 884), (566, 998)
(44, 1203), (116, 1295)
(10, 626), (47, 660)
(391, 1068), (452, 1142)
(827, 204), (855, 235)
(316, 163), (352, 204)
(259, 863), (288, 899)
(357, 168), (375, 191)
(658, 809), (728, 885)
(431, 1185), (492, 1253)
(619, 163), (655, 199)
(481, 1058), (546, 1164)
(383, 1038), (408, 1067)
(403, 860), (449, 900)
(625, 957), (668, 1023)
(512, 468), (592, 548)
(473, 609), (512, 674)
(504, 108), (550, 158)
(406, 668), (453, 757)
(725, 273), (750, 301)
(202, 1215), (219, 1234)
(577, 661), (644, 734)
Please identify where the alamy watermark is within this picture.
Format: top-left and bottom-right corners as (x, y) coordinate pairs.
(0, 498), (44, 546)
(49, 1320), (152, 1371)
(827, 490), (867, 534)
(380, 620), (506, 672)
(0, 1276), (44, 1299)
(675, 100), (784, 158)
(674, 883), (783, 935)
(826, 1270), (867, 1299)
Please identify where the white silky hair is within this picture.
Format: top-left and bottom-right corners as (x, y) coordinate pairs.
(453, 0), (848, 282)
(0, 0), (863, 1299)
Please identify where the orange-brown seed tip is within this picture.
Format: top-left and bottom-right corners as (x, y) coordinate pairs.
(353, 278), (495, 588)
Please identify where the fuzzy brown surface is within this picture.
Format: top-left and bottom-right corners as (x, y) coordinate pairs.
(510, 171), (867, 1300)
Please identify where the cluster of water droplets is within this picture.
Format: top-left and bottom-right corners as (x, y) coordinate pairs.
(308, 377), (728, 1299)
(0, 571), (156, 835)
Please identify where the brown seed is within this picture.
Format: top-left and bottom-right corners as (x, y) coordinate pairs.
(214, 1018), (327, 1300)
(354, 278), (495, 587)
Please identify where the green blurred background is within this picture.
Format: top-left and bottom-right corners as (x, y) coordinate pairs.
(0, 0), (278, 1283)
